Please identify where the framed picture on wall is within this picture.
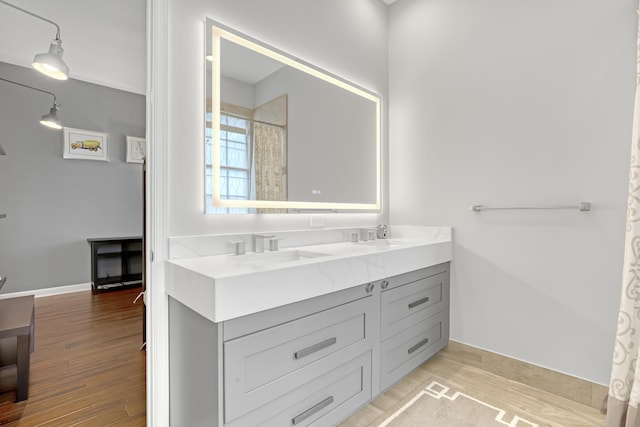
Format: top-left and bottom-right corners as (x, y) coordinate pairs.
(126, 136), (146, 164)
(63, 127), (109, 161)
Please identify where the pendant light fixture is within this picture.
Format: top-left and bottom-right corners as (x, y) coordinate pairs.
(39, 104), (62, 129)
(33, 39), (69, 81)
(0, 0), (70, 80)
(0, 77), (63, 130)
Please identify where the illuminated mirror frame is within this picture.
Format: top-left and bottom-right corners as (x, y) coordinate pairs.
(208, 21), (381, 212)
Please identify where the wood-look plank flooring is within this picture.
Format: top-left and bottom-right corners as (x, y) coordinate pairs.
(0, 288), (145, 426)
(340, 351), (606, 427)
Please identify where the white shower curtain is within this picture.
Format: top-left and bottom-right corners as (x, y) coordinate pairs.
(607, 10), (640, 427)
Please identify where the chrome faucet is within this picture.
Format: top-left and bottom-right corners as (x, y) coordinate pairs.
(359, 227), (377, 242)
(268, 238), (281, 252)
(230, 240), (246, 255)
(253, 234), (275, 253)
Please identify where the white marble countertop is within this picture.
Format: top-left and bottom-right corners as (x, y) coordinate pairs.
(165, 226), (453, 322)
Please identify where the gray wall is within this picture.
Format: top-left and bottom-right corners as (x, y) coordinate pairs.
(388, 0), (635, 385)
(0, 62), (145, 293)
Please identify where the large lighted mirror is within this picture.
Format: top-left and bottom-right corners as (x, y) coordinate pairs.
(205, 19), (381, 213)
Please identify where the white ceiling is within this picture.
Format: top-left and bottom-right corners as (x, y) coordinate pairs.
(0, 0), (146, 94)
(0, 0), (397, 95)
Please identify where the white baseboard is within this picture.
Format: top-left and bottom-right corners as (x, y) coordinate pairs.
(0, 282), (92, 300)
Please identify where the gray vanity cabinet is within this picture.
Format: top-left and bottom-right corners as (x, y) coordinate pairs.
(378, 263), (450, 390)
(168, 262), (450, 427)
(169, 283), (377, 427)
(223, 295), (375, 426)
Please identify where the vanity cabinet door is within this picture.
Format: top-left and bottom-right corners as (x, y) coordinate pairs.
(380, 271), (447, 340)
(223, 295), (374, 423)
(379, 263), (450, 391)
(380, 310), (449, 390)
(225, 351), (372, 427)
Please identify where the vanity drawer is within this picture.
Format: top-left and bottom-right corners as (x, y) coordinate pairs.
(380, 310), (449, 390)
(381, 271), (447, 340)
(224, 296), (373, 423)
(225, 351), (371, 427)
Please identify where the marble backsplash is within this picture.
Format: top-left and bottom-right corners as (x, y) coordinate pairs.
(168, 225), (452, 259)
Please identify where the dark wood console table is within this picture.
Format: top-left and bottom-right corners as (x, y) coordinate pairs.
(0, 295), (34, 402)
(87, 237), (143, 294)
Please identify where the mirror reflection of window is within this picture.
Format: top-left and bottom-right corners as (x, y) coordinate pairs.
(220, 115), (251, 201)
(205, 97), (288, 214)
(205, 110), (252, 214)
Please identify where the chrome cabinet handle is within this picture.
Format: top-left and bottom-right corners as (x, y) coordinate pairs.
(408, 296), (429, 309)
(381, 280), (389, 290)
(408, 338), (429, 354)
(294, 337), (337, 360)
(365, 283), (375, 293)
(292, 396), (334, 425)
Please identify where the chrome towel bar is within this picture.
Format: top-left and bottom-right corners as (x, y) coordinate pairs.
(471, 202), (591, 212)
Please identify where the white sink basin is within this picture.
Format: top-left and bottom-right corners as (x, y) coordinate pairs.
(357, 239), (405, 249)
(232, 249), (330, 266)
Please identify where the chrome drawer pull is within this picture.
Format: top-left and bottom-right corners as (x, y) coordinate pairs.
(408, 296), (430, 309)
(292, 396), (334, 425)
(408, 338), (429, 354)
(294, 337), (337, 360)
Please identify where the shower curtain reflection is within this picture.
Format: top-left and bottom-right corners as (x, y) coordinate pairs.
(254, 123), (286, 214)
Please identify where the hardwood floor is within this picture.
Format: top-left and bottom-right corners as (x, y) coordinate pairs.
(0, 288), (146, 426)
